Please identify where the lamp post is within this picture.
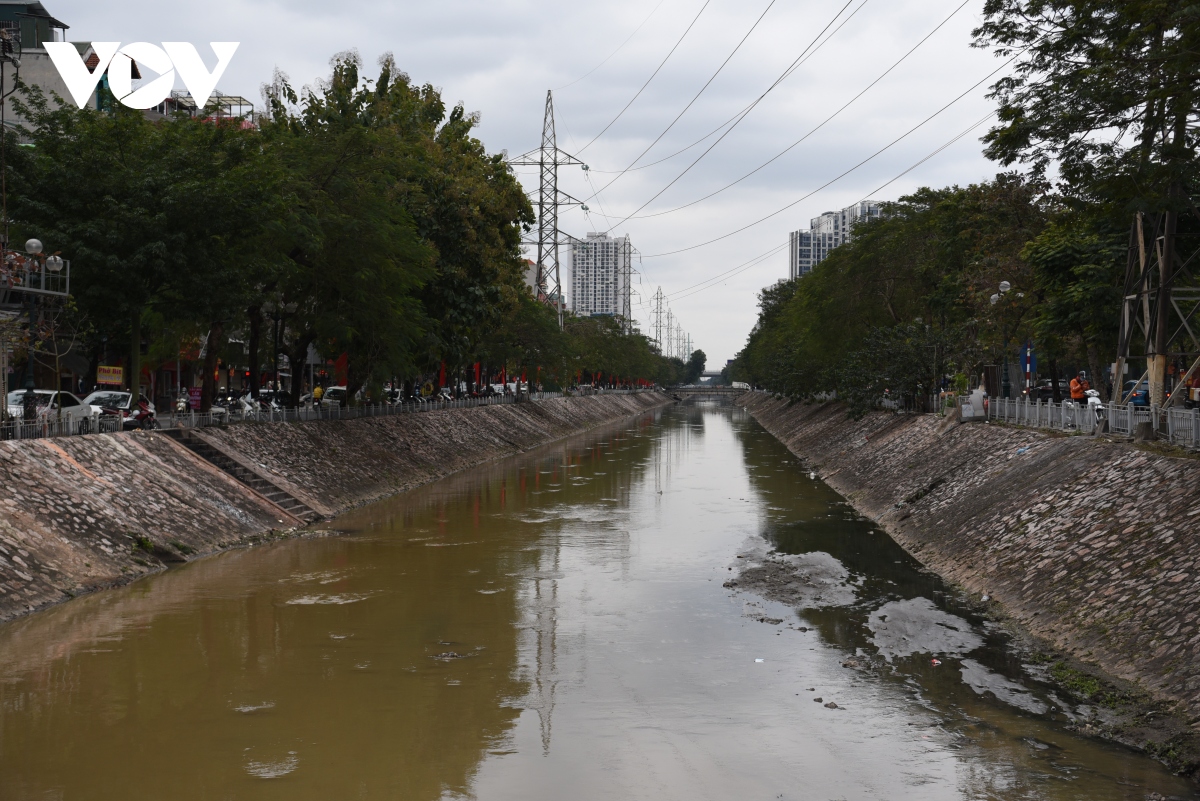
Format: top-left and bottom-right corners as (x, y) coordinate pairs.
(990, 281), (1014, 399)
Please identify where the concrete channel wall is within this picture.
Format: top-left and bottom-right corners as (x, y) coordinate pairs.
(738, 393), (1200, 726)
(0, 392), (670, 623)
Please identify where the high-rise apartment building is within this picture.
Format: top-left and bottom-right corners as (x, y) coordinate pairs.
(788, 200), (881, 280)
(570, 232), (632, 324)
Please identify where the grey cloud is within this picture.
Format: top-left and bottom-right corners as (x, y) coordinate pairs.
(54, 0), (1002, 362)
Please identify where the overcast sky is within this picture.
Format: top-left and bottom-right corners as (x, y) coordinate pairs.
(54, 0), (1009, 366)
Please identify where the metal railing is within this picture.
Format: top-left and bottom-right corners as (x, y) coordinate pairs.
(0, 388), (657, 442)
(987, 397), (1200, 449)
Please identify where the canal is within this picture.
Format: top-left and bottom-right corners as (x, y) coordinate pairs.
(0, 402), (1193, 800)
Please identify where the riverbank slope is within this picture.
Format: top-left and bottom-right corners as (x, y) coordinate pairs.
(0, 393), (668, 623)
(738, 393), (1200, 775)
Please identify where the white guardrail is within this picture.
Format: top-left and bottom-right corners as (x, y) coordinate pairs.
(987, 397), (1200, 449)
(0, 388), (660, 442)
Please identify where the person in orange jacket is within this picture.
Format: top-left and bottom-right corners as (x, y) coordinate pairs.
(1069, 371), (1090, 405)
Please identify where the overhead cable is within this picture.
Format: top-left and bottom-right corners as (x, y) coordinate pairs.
(664, 108), (1007, 302)
(586, 0), (778, 197)
(643, 52), (1020, 259)
(584, 0), (869, 176)
(576, 0), (713, 154)
(554, 0), (667, 92)
(625, 0), (973, 221)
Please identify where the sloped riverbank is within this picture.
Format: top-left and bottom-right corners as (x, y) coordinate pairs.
(0, 393), (669, 623)
(738, 393), (1200, 778)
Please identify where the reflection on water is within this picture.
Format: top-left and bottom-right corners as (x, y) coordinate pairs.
(0, 403), (1192, 800)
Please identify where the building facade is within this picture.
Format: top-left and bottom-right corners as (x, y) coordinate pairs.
(788, 200), (881, 280)
(570, 232), (631, 324)
(0, 2), (79, 131)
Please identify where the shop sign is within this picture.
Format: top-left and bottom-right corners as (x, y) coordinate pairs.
(97, 365), (123, 386)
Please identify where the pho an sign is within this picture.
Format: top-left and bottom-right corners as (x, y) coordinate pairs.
(45, 42), (239, 110)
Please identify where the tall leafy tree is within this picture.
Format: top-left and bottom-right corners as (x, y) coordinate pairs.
(974, 0), (1198, 204)
(11, 87), (282, 405)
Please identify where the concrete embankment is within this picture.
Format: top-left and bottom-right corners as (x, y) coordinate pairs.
(0, 393), (669, 622)
(739, 393), (1200, 771)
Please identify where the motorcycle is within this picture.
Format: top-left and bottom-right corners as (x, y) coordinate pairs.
(111, 400), (159, 430)
(1085, 388), (1105, 427)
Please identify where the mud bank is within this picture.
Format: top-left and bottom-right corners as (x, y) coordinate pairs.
(0, 393), (669, 623)
(738, 393), (1200, 776)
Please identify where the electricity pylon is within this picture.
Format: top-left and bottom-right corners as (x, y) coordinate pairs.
(508, 90), (587, 328)
(666, 309), (675, 360)
(1115, 210), (1200, 407)
(651, 287), (665, 353)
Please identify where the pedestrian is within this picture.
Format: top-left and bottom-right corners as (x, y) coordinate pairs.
(1069, 371), (1089, 406)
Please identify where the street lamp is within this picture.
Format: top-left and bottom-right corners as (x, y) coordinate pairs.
(990, 281), (1013, 399)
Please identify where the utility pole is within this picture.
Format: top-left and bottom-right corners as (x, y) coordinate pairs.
(508, 91), (587, 329)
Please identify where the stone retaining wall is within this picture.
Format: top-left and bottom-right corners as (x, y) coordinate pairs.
(0, 393), (669, 622)
(738, 393), (1200, 727)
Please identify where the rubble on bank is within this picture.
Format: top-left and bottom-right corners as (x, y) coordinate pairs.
(0, 393), (669, 623)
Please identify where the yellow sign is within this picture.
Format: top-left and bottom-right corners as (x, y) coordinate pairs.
(97, 365), (124, 386)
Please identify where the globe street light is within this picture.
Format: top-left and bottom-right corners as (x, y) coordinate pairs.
(990, 282), (1014, 399)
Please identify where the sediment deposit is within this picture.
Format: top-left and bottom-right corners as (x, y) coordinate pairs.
(0, 393), (668, 622)
(738, 393), (1200, 763)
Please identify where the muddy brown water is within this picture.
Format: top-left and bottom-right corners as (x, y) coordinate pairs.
(0, 402), (1194, 800)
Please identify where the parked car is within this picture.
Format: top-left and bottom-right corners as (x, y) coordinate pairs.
(1029, 379), (1070, 402)
(7, 390), (96, 433)
(1123, 379), (1150, 407)
(82, 390), (156, 416)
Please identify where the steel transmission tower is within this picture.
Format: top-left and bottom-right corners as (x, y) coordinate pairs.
(620, 236), (633, 333)
(508, 91), (587, 328)
(666, 309), (675, 360)
(1114, 210), (1200, 407)
(651, 287), (666, 353)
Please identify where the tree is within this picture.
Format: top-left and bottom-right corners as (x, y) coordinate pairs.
(975, 1), (1200, 401)
(12, 86), (284, 408)
(730, 177), (1047, 405)
(1023, 212), (1125, 398)
(974, 1), (1198, 204)
(682, 349), (706, 384)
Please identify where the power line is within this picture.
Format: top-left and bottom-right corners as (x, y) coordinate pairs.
(586, 0), (778, 198)
(554, 0), (667, 92)
(601, 0), (863, 228)
(664, 108), (1005, 303)
(621, 0), (973, 221)
(583, 0), (869, 176)
(577, 0), (713, 154)
(863, 109), (995, 199)
(643, 53), (1020, 259)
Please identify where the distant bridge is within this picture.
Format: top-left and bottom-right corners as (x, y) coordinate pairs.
(671, 386), (748, 398)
